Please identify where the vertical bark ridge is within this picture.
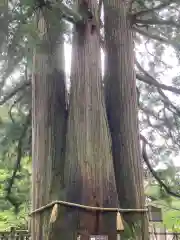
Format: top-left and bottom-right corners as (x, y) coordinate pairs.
(31, 13), (67, 240)
(104, 0), (148, 239)
(64, 0), (118, 239)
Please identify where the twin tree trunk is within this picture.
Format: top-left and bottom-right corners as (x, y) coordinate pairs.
(31, 0), (148, 239)
(104, 0), (148, 239)
(31, 13), (66, 240)
(64, 0), (117, 238)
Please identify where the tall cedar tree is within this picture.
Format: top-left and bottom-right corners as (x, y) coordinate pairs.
(31, 10), (67, 240)
(64, 0), (118, 239)
(2, 0), (180, 238)
(104, 0), (148, 239)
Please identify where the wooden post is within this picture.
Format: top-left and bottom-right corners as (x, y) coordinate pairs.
(148, 206), (162, 222)
(117, 234), (121, 240)
(10, 227), (15, 240)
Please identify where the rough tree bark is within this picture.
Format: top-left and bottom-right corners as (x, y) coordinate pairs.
(31, 12), (67, 240)
(104, 0), (149, 239)
(0, 0), (8, 93)
(64, 0), (118, 239)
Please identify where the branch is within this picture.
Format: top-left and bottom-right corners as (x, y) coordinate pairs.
(136, 73), (180, 95)
(133, 0), (177, 18)
(135, 18), (180, 28)
(34, 0), (83, 24)
(140, 105), (163, 122)
(98, 0), (103, 18)
(134, 26), (170, 42)
(6, 111), (31, 201)
(146, 195), (180, 211)
(134, 27), (180, 50)
(136, 61), (180, 115)
(144, 39), (172, 68)
(136, 86), (140, 107)
(157, 87), (180, 116)
(128, 0), (135, 13)
(141, 135), (180, 199)
(8, 94), (25, 123)
(6, 195), (21, 214)
(52, 1), (82, 24)
(0, 81), (30, 105)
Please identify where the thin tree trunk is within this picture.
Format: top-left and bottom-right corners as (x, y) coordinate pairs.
(31, 12), (67, 240)
(104, 1), (148, 239)
(64, 0), (118, 239)
(0, 0), (8, 93)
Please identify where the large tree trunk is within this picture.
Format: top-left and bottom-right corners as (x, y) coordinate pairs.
(104, 1), (148, 239)
(31, 13), (67, 240)
(64, 0), (118, 239)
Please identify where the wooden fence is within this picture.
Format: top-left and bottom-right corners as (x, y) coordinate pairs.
(0, 228), (30, 239)
(149, 224), (180, 240)
(0, 228), (180, 239)
(149, 231), (180, 240)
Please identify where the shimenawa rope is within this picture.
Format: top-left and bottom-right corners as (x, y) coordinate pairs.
(30, 200), (148, 231)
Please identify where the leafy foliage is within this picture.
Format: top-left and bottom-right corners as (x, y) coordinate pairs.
(145, 163), (180, 230)
(0, 106), (30, 229)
